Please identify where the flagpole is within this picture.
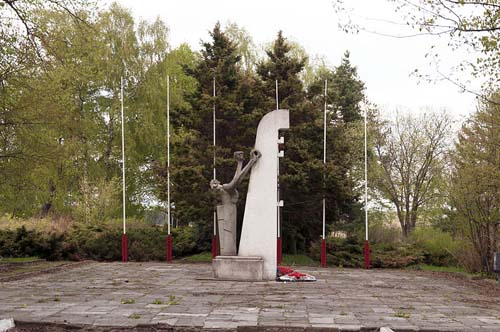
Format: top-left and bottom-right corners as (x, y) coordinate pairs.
(120, 76), (128, 263)
(321, 80), (327, 268)
(166, 75), (173, 262)
(364, 108), (370, 269)
(276, 80), (282, 265)
(212, 77), (218, 259)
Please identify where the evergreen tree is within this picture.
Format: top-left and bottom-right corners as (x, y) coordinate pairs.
(257, 37), (367, 253)
(257, 31), (308, 122)
(308, 51), (367, 233)
(257, 32), (318, 253)
(179, 23), (253, 247)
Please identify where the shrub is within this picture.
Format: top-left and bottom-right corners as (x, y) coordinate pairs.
(0, 217), (205, 262)
(0, 226), (69, 260)
(310, 236), (364, 268)
(371, 243), (425, 268)
(68, 222), (120, 260)
(68, 219), (201, 261)
(171, 226), (198, 257)
(453, 240), (482, 273)
(309, 234), (438, 269)
(366, 221), (402, 245)
(128, 226), (165, 261)
(409, 227), (458, 266)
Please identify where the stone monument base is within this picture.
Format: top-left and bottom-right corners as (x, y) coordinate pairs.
(212, 256), (264, 281)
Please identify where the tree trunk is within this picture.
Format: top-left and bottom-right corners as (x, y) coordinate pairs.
(40, 179), (55, 217)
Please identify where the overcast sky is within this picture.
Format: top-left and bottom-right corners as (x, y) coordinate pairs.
(108, 0), (481, 121)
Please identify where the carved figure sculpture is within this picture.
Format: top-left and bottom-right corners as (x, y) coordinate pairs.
(210, 149), (261, 255)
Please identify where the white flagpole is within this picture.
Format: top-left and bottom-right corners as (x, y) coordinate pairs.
(213, 78), (216, 237)
(167, 75), (171, 235)
(323, 80), (327, 240)
(320, 80), (327, 267)
(121, 77), (126, 236)
(364, 107), (370, 269)
(364, 109), (368, 241)
(212, 77), (217, 259)
(166, 75), (173, 262)
(276, 80), (281, 263)
(120, 76), (127, 262)
(276, 79), (279, 235)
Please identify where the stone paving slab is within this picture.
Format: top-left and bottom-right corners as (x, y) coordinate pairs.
(1, 262), (500, 331)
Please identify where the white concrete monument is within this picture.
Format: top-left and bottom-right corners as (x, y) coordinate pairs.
(213, 109), (289, 281)
(239, 109), (289, 279)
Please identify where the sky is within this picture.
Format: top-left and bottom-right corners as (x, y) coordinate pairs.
(107, 0), (481, 122)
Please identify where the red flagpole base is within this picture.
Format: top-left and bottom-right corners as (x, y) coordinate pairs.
(121, 234), (128, 262)
(320, 238), (327, 267)
(211, 235), (218, 258)
(364, 240), (370, 269)
(166, 234), (173, 262)
(277, 237), (282, 265)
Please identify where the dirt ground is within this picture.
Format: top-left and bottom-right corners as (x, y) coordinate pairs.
(10, 322), (225, 332)
(11, 322), (380, 332)
(0, 260), (89, 282)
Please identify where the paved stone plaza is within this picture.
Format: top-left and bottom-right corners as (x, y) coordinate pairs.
(1, 262), (500, 331)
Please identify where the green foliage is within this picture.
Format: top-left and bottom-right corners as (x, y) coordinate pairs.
(410, 227), (458, 266)
(69, 222), (122, 261)
(371, 243), (425, 268)
(370, 112), (451, 237)
(182, 252), (212, 263)
(362, 219), (401, 245)
(281, 254), (317, 266)
(70, 220), (201, 261)
(0, 226), (71, 261)
(310, 236), (363, 268)
(394, 312), (410, 319)
(410, 264), (467, 274)
(224, 22), (258, 73)
(309, 226), (458, 269)
(449, 93), (500, 273)
(171, 226), (198, 257)
(0, 257), (40, 263)
(0, 1), (397, 262)
(0, 219), (202, 262)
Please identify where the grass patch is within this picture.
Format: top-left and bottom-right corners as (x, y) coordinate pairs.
(151, 295), (180, 305)
(281, 254), (317, 266)
(120, 298), (135, 304)
(412, 264), (467, 273)
(410, 264), (495, 279)
(167, 295), (180, 305)
(394, 312), (410, 319)
(182, 252), (212, 263)
(0, 257), (40, 263)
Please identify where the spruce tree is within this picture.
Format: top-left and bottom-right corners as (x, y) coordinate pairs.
(257, 32), (320, 253)
(183, 23), (252, 247)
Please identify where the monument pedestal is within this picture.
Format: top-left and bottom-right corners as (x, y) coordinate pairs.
(212, 256), (264, 281)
